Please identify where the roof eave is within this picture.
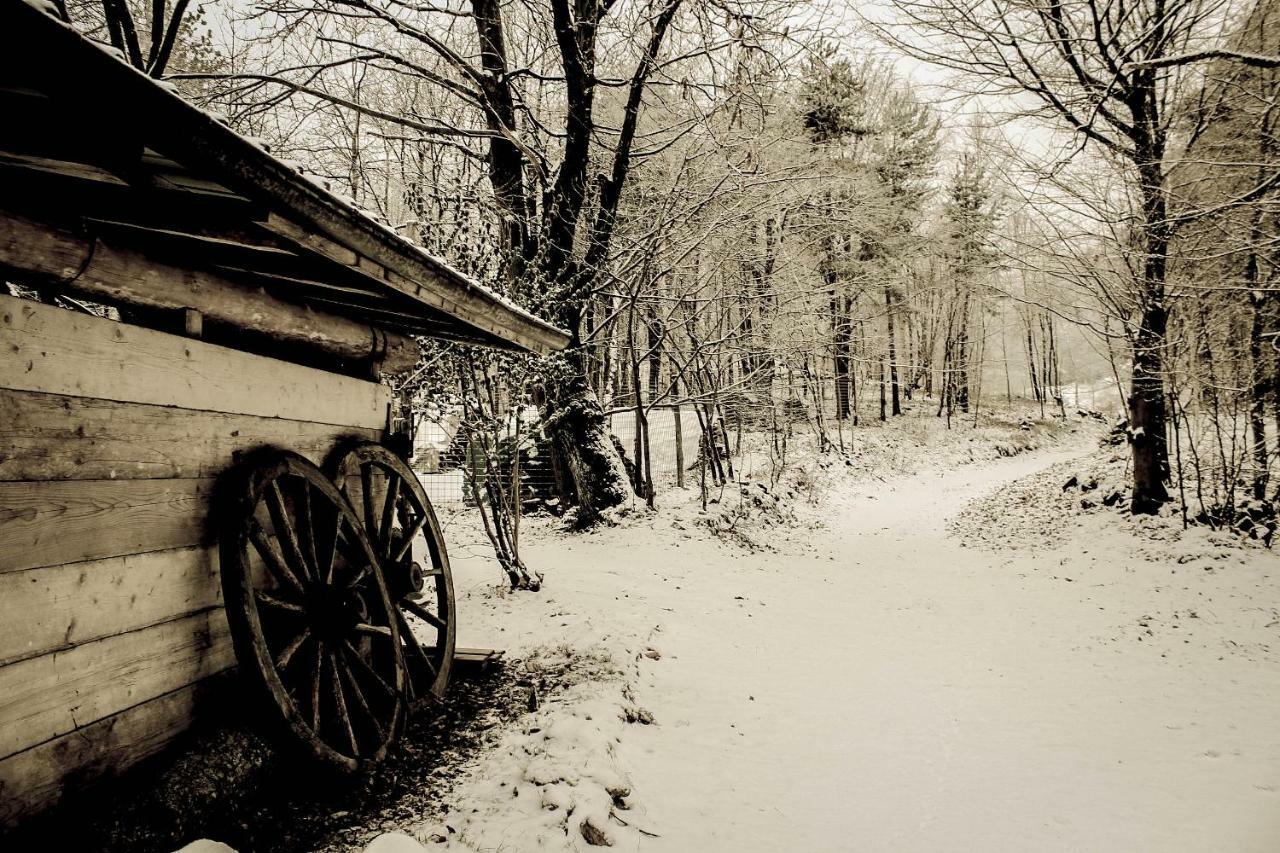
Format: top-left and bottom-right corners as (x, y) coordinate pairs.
(6, 0), (571, 356)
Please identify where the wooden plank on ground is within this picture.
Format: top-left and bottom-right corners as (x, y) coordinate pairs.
(0, 547), (222, 667)
(0, 294), (390, 428)
(0, 679), (218, 828)
(0, 610), (234, 760)
(0, 388), (380, 481)
(0, 478), (213, 574)
(453, 647), (504, 672)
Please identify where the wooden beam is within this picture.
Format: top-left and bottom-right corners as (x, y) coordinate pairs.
(0, 294), (391, 428)
(260, 212), (567, 354)
(0, 210), (421, 374)
(213, 264), (393, 302)
(0, 388), (380, 481)
(87, 217), (298, 262)
(0, 142), (249, 207)
(261, 212), (359, 267)
(0, 148), (259, 226)
(0, 149), (129, 187)
(0, 478), (214, 574)
(0, 610), (235, 760)
(137, 148), (248, 202)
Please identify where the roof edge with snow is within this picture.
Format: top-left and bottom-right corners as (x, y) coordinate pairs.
(1, 0), (570, 355)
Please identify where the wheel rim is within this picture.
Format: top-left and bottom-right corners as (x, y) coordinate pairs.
(329, 442), (456, 707)
(219, 450), (407, 772)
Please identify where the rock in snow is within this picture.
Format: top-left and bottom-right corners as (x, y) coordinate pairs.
(363, 831), (430, 852)
(174, 842), (237, 853)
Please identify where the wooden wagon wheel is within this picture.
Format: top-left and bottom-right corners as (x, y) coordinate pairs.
(218, 450), (407, 772)
(329, 442), (456, 709)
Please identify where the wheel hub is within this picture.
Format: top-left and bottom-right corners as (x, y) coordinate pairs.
(308, 587), (363, 641)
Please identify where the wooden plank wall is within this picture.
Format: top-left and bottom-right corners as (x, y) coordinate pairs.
(0, 294), (389, 826)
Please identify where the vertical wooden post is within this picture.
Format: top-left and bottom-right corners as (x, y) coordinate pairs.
(182, 308), (203, 339)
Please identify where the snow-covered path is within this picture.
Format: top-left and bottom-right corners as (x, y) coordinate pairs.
(440, 443), (1280, 852)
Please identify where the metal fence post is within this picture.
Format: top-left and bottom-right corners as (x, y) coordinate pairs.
(673, 404), (685, 488)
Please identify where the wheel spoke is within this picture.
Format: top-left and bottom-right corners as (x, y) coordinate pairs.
(320, 499), (341, 585)
(336, 653), (385, 741)
(379, 473), (401, 557)
(274, 626), (311, 670)
(390, 514), (427, 564)
(329, 652), (360, 756)
(309, 640), (324, 732)
(266, 481), (313, 584)
(353, 622), (393, 638)
(255, 589), (306, 614)
(398, 610), (439, 680)
(404, 598), (446, 631)
(361, 464), (378, 546)
(334, 520), (374, 588)
(298, 480), (320, 575)
(249, 523), (305, 595)
(422, 523), (445, 574)
(344, 564), (372, 591)
(340, 638), (395, 699)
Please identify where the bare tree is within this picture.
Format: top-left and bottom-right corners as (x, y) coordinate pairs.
(875, 0), (1240, 511)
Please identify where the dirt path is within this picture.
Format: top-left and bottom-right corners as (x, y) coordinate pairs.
(439, 443), (1280, 852)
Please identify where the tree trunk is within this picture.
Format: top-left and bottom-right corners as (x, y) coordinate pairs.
(647, 306), (662, 400)
(879, 356), (887, 421)
(1129, 307), (1171, 514)
(543, 304), (636, 521)
(1025, 323), (1041, 403)
(829, 273), (850, 420)
(885, 286), (901, 416)
(955, 291), (970, 414)
(1249, 278), (1268, 501)
(545, 378), (636, 522)
(1129, 167), (1172, 515)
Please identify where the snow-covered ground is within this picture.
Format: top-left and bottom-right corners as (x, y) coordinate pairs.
(173, 410), (1279, 853)
(354, 418), (1280, 853)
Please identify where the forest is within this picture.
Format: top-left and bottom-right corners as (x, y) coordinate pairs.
(59, 0), (1280, 564)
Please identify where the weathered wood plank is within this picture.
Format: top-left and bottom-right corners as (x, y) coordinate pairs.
(0, 679), (219, 828)
(0, 610), (235, 760)
(0, 388), (379, 481)
(0, 294), (391, 428)
(88, 217), (297, 258)
(0, 212), (421, 374)
(0, 478), (213, 574)
(261, 211), (359, 267)
(0, 547), (222, 667)
(0, 149), (129, 186)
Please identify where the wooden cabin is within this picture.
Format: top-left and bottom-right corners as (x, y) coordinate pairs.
(0, 0), (567, 828)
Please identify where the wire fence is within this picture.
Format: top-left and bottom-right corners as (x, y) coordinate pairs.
(607, 405), (703, 487)
(411, 404), (741, 509)
(409, 401), (806, 511)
